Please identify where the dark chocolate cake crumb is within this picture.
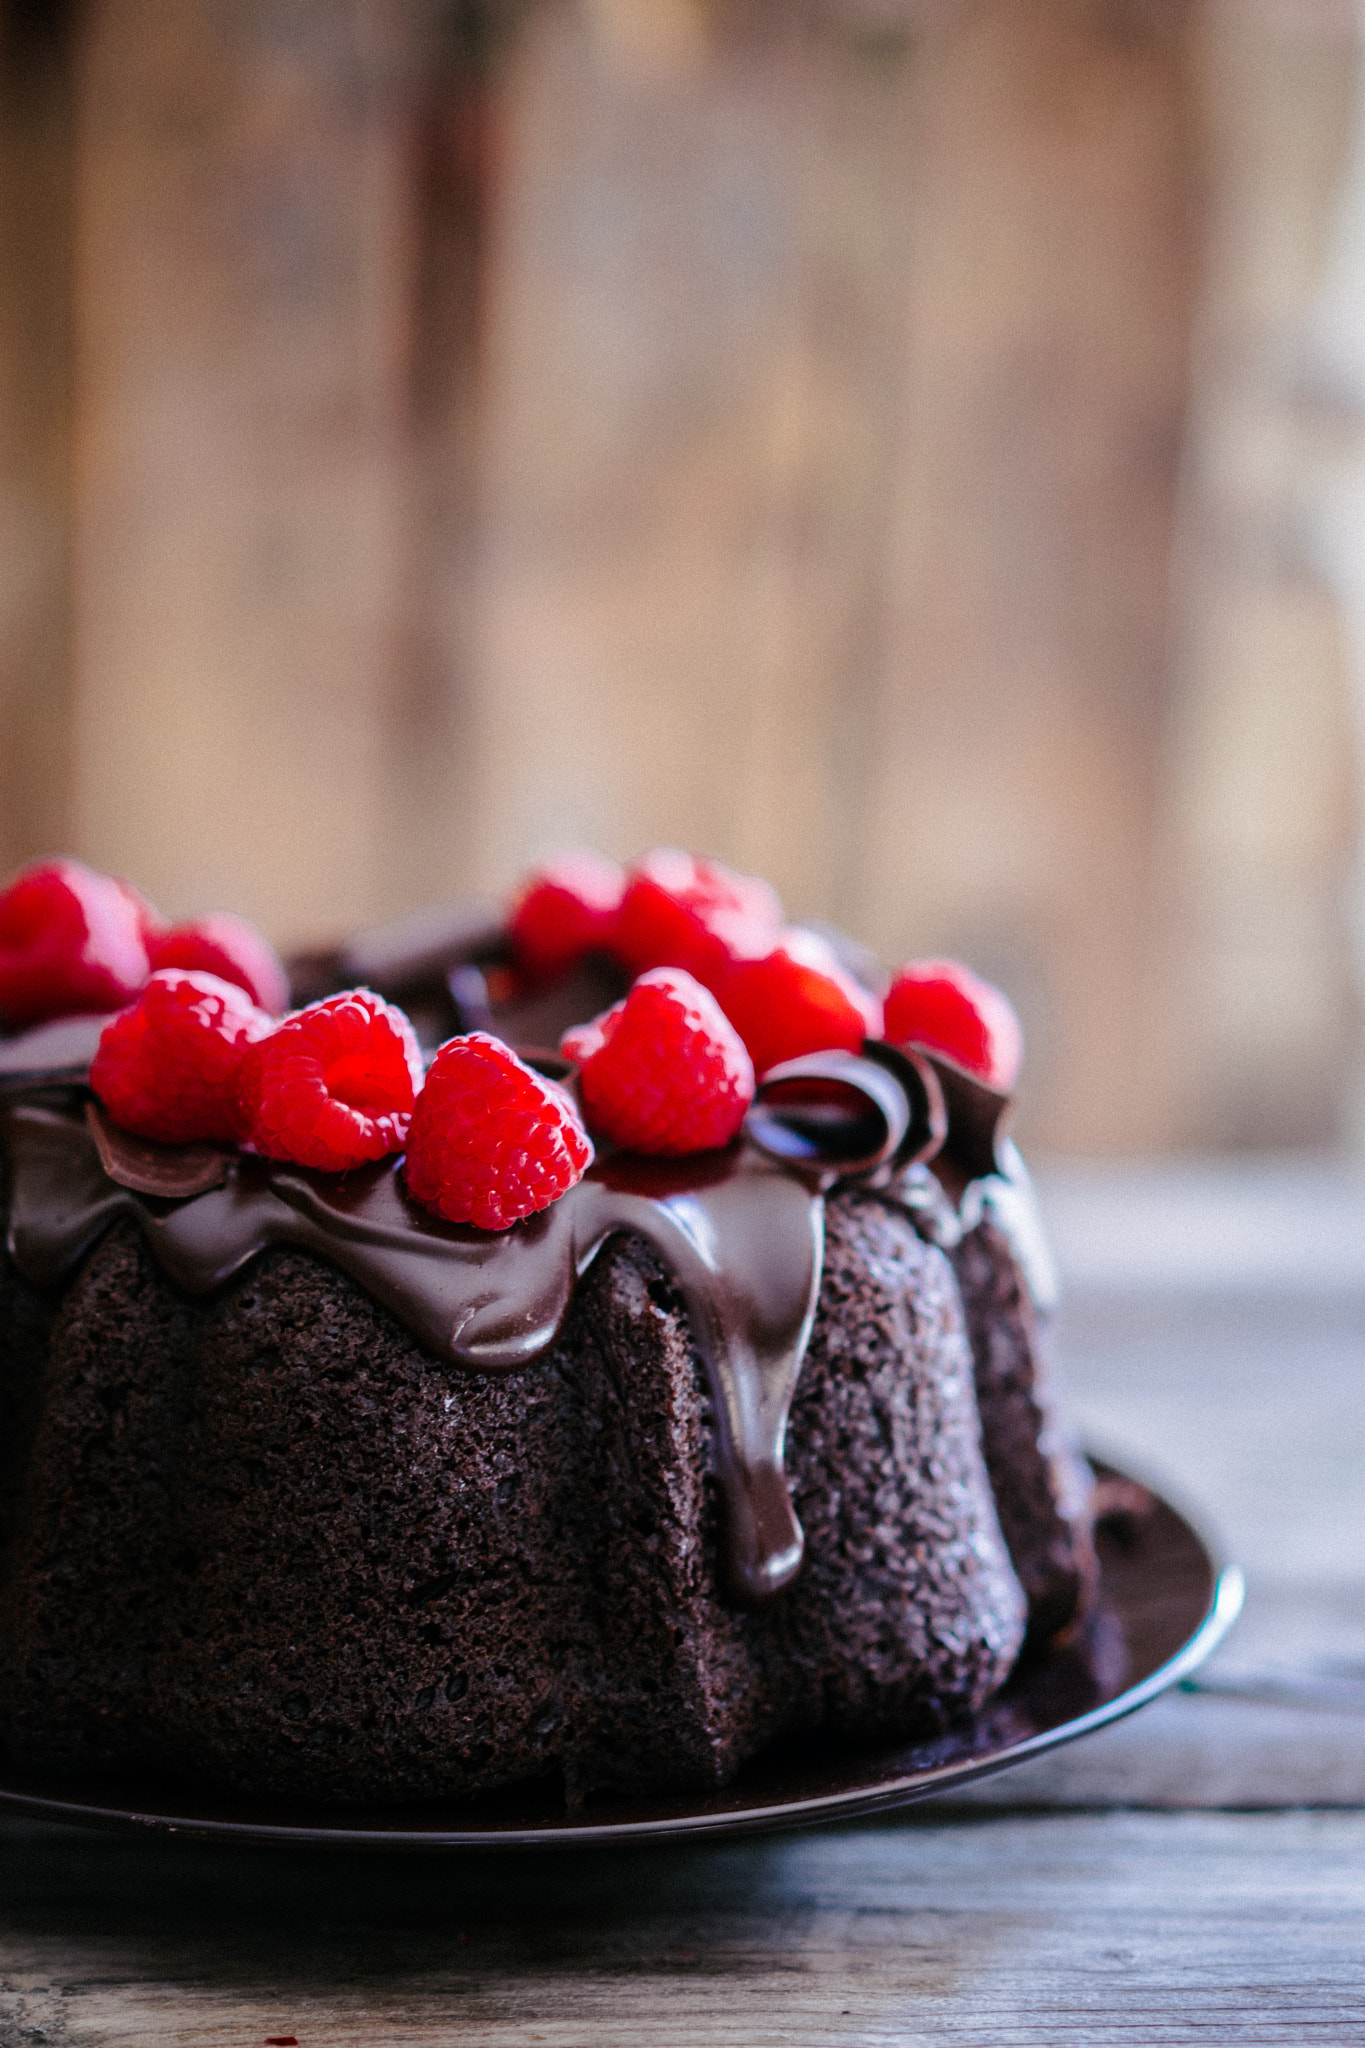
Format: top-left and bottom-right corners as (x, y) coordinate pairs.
(0, 1189), (1034, 1805)
(950, 1217), (1098, 1643)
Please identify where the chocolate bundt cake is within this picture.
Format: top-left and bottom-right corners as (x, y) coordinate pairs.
(0, 857), (1095, 1807)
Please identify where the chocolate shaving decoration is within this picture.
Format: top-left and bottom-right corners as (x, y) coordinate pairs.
(85, 1100), (231, 1199)
(748, 1049), (941, 1178)
(857, 1042), (948, 1168)
(920, 1050), (1013, 1192)
(1090, 1474), (1157, 1551)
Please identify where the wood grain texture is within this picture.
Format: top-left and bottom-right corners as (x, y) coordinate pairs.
(0, 5), (74, 872)
(1162, 0), (1361, 1152)
(0, 1810), (1361, 2046)
(999, 1168), (1365, 1812)
(69, 0), (423, 949)
(465, 0), (1207, 1154)
(2, 0), (1356, 1152)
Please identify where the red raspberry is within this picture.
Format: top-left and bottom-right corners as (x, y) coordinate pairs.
(713, 927), (883, 1079)
(91, 969), (273, 1144)
(0, 858), (151, 1026)
(404, 1032), (593, 1230)
(149, 912), (290, 1014)
(113, 875), (165, 950)
(884, 959), (1023, 1091)
(611, 849), (782, 984)
(238, 988), (423, 1171)
(509, 850), (626, 981)
(560, 1011), (610, 1066)
(567, 966), (755, 1156)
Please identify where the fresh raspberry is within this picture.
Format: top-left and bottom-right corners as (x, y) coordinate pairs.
(90, 969), (273, 1144)
(509, 850), (626, 981)
(238, 988), (423, 1171)
(567, 966), (755, 1156)
(112, 875), (166, 950)
(149, 912), (290, 1014)
(884, 959), (1023, 1091)
(610, 849), (782, 984)
(713, 927), (883, 1078)
(0, 858), (151, 1026)
(404, 1032), (593, 1230)
(559, 1012), (610, 1067)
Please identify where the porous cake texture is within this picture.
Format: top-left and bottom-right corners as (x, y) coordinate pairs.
(0, 1183), (1045, 1806)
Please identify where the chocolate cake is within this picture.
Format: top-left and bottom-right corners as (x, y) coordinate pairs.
(0, 874), (1096, 1808)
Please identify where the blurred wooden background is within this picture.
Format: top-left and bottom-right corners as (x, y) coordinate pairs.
(0, 0), (1359, 1152)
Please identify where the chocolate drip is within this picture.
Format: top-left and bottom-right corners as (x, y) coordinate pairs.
(579, 1153), (821, 1604)
(3, 1103), (820, 1609)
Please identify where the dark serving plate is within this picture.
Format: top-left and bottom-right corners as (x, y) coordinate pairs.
(0, 1458), (1241, 1850)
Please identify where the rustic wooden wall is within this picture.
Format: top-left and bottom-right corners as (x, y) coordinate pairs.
(1160, 0), (1360, 1150)
(0, 0), (1358, 1152)
(466, 0), (1204, 1148)
(0, 1), (73, 874)
(68, 0), (424, 945)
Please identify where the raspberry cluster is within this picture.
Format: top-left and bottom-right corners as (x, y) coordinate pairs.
(511, 847), (882, 1079)
(90, 970), (272, 1145)
(2, 846), (1021, 1235)
(884, 960), (1023, 1093)
(90, 975), (593, 1227)
(514, 845), (1022, 1095)
(0, 858), (288, 1026)
(237, 988), (425, 1172)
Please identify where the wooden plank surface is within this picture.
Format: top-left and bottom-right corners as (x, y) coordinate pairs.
(0, 1810), (1361, 2046)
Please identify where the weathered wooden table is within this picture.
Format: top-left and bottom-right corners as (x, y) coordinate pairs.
(2, 1159), (1362, 2046)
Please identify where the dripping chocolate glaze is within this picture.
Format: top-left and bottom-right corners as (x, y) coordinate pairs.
(0, 920), (1046, 1608)
(4, 1099), (823, 1608)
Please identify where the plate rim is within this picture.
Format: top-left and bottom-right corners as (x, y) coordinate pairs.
(0, 1455), (1243, 1851)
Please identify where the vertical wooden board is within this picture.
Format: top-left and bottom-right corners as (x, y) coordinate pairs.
(0, 6), (74, 873)
(1161, 2), (1360, 1150)
(464, 5), (919, 922)
(70, 0), (422, 948)
(854, 0), (1201, 1150)
(461, 2), (1206, 1152)
(384, 4), (511, 913)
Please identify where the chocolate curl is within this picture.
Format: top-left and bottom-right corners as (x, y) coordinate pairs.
(746, 1047), (946, 1179)
(85, 1099), (231, 1199)
(909, 1049), (1013, 1203)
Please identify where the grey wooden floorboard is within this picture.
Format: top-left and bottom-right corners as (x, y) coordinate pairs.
(0, 1811), (1361, 2046)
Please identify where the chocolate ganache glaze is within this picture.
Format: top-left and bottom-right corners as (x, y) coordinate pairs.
(0, 936), (1047, 1613)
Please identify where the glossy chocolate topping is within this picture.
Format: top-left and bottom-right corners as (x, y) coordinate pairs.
(0, 977), (1044, 1609)
(3, 1097), (822, 1609)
